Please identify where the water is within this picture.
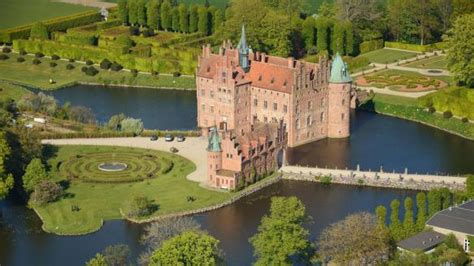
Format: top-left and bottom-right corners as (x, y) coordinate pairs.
(0, 181), (418, 266)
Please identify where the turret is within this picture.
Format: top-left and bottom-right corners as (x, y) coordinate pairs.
(237, 24), (250, 72)
(327, 53), (351, 138)
(207, 127), (222, 186)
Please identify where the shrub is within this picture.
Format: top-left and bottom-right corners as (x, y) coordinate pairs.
(121, 118), (144, 135)
(152, 71), (159, 76)
(100, 58), (112, 70)
(51, 54), (60, 60)
(0, 54), (8, 60)
(31, 180), (63, 205)
(85, 66), (99, 76)
(384, 41), (433, 52)
(462, 117), (469, 123)
(128, 195), (154, 217)
(86, 59), (93, 65)
(49, 62), (57, 68)
(2, 47), (11, 53)
(443, 110), (453, 119)
(66, 63), (75, 70)
(69, 58), (75, 62)
(17, 56), (25, 62)
(19, 49), (27, 56)
(142, 28), (154, 37)
(110, 62), (123, 72)
(129, 26), (140, 36)
(320, 175), (332, 185)
(173, 72), (181, 77)
(81, 66), (88, 72)
(32, 58), (41, 65)
(30, 22), (49, 40)
(35, 52), (44, 58)
(360, 39), (384, 53)
(131, 69), (138, 77)
(69, 105), (95, 123)
(115, 35), (134, 50)
(428, 106), (436, 113)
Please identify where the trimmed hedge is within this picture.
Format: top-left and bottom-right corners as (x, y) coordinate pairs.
(0, 10), (102, 43)
(384, 41), (447, 52)
(360, 39), (384, 54)
(62, 30), (98, 46)
(418, 87), (474, 120)
(343, 55), (369, 73)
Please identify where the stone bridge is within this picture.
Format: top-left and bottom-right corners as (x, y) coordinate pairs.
(280, 165), (466, 191)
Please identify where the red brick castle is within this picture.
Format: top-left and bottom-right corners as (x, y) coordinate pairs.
(197, 25), (352, 190)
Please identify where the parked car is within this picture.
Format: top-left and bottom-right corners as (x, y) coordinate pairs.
(176, 135), (185, 142)
(164, 134), (174, 142)
(150, 135), (158, 141)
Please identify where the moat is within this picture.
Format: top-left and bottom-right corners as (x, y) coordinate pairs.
(1, 85), (473, 265)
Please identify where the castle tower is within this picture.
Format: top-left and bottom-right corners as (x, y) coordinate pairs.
(237, 24), (250, 72)
(327, 53), (351, 138)
(207, 127), (223, 187)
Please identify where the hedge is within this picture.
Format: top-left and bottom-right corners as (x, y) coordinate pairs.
(0, 10), (102, 43)
(40, 129), (200, 139)
(62, 30), (98, 46)
(360, 39), (384, 54)
(343, 55), (369, 73)
(418, 87), (474, 120)
(384, 41), (448, 52)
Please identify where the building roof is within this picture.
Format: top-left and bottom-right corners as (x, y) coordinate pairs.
(397, 230), (446, 252)
(329, 53), (352, 83)
(247, 61), (293, 93)
(207, 127), (222, 152)
(426, 200), (474, 235)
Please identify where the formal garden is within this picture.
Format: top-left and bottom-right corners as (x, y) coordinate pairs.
(356, 70), (449, 92)
(34, 145), (233, 235)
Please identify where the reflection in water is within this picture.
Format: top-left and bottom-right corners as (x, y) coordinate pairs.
(287, 110), (474, 175)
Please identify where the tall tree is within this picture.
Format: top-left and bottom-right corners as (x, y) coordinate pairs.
(117, 0), (129, 25)
(389, 199), (403, 241)
(30, 22), (49, 40)
(22, 158), (48, 193)
(416, 192), (427, 231)
(103, 244), (130, 266)
(171, 7), (180, 32)
(435, 0), (452, 32)
(315, 17), (329, 53)
(408, 0), (438, 45)
(128, 0), (138, 25)
(0, 132), (13, 200)
(318, 0), (336, 18)
(445, 14), (474, 87)
(197, 6), (209, 35)
(150, 231), (223, 265)
(85, 254), (107, 266)
(302, 17), (316, 51)
(160, 0), (172, 31)
(136, 0), (147, 26)
(466, 176), (474, 198)
(189, 4), (199, 33)
(428, 189), (442, 217)
(335, 0), (383, 33)
(403, 197), (416, 237)
(331, 22), (344, 55)
(318, 212), (390, 265)
(178, 4), (189, 33)
(375, 205), (387, 229)
(250, 197), (310, 265)
(146, 0), (161, 29)
(343, 20), (353, 55)
(212, 8), (224, 34)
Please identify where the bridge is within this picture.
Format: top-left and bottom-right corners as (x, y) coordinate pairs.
(280, 165), (466, 191)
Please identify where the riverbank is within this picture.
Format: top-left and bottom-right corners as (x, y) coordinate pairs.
(360, 93), (474, 140)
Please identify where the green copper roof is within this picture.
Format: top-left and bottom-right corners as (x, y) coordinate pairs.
(237, 24), (250, 72)
(329, 53), (352, 83)
(207, 127), (222, 152)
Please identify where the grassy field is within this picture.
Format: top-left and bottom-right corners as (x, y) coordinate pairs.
(360, 93), (474, 139)
(0, 80), (31, 101)
(403, 56), (448, 69)
(35, 145), (233, 235)
(0, 0), (95, 30)
(0, 53), (196, 90)
(361, 49), (419, 64)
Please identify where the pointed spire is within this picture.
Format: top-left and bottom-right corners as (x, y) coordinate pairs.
(237, 24), (250, 72)
(207, 127), (222, 152)
(329, 53), (352, 83)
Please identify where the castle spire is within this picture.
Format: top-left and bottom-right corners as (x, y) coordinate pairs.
(329, 53), (352, 83)
(237, 24), (250, 72)
(207, 126), (222, 152)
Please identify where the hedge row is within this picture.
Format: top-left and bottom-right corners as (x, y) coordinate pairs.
(343, 55), (369, 73)
(384, 41), (448, 52)
(41, 129), (200, 139)
(418, 87), (474, 120)
(0, 10), (102, 43)
(360, 39), (384, 54)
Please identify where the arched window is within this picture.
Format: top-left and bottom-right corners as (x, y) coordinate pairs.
(296, 119), (300, 129)
(308, 101), (312, 110)
(307, 115), (312, 126)
(321, 98), (325, 107)
(342, 99), (345, 105)
(320, 112), (324, 122)
(341, 113), (345, 121)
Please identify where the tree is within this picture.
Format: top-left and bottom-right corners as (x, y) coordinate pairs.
(331, 22), (344, 55)
(212, 8), (224, 34)
(408, 0), (439, 45)
(0, 132), (13, 199)
(318, 0), (336, 18)
(302, 17), (316, 51)
(103, 244), (130, 266)
(128, 195), (154, 217)
(416, 192), (427, 231)
(178, 4), (189, 33)
(117, 0), (129, 25)
(445, 14), (474, 87)
(120, 118), (143, 135)
(435, 0), (452, 32)
(146, 0), (160, 29)
(22, 158), (48, 193)
(31, 180), (62, 205)
(150, 231), (223, 265)
(30, 22), (49, 40)
(250, 197), (310, 265)
(315, 17), (329, 53)
(189, 4), (199, 32)
(375, 205), (387, 229)
(5, 126), (42, 178)
(139, 216), (201, 265)
(318, 212), (390, 265)
(107, 113), (126, 130)
(403, 197), (416, 237)
(428, 189), (442, 217)
(68, 106), (95, 124)
(160, 0), (172, 31)
(197, 6), (209, 35)
(259, 10), (293, 57)
(466, 175), (474, 198)
(334, 0), (383, 33)
(128, 0), (138, 25)
(171, 7), (180, 32)
(85, 253), (107, 266)
(439, 188), (452, 209)
(136, 0), (146, 26)
(343, 21), (353, 55)
(389, 199), (403, 240)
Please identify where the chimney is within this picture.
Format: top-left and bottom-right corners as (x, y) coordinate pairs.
(261, 53), (267, 63)
(288, 57), (295, 68)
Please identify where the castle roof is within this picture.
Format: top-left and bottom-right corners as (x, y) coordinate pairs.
(329, 53), (352, 83)
(207, 127), (222, 152)
(247, 61), (293, 93)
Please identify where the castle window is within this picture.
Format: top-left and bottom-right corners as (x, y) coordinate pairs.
(254, 99), (258, 107)
(321, 98), (325, 107)
(283, 105), (288, 113)
(320, 112), (324, 122)
(210, 106), (214, 113)
(270, 78), (275, 84)
(341, 113), (345, 121)
(210, 90), (214, 98)
(201, 104), (205, 111)
(296, 119), (300, 129)
(200, 89), (205, 96)
(308, 101), (312, 110)
(307, 115), (312, 126)
(273, 103), (277, 111)
(222, 71), (226, 77)
(264, 101), (268, 109)
(342, 99), (345, 105)
(207, 66), (211, 72)
(258, 75), (262, 81)
(283, 80), (287, 86)
(264, 116), (268, 123)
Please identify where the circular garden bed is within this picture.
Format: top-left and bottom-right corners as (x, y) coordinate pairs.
(60, 151), (173, 183)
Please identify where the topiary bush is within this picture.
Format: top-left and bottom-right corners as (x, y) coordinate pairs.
(443, 110), (453, 119)
(35, 52), (44, 58)
(49, 62), (57, 68)
(19, 49), (27, 56)
(81, 66), (88, 72)
(462, 117), (469, 123)
(0, 54), (9, 60)
(428, 106), (436, 113)
(2, 47), (11, 53)
(85, 66), (99, 76)
(66, 63), (75, 70)
(32, 58), (41, 65)
(51, 54), (60, 60)
(86, 59), (93, 65)
(30, 22), (49, 40)
(131, 69), (138, 77)
(100, 58), (112, 70)
(110, 62), (123, 72)
(17, 56), (25, 63)
(129, 26), (140, 36)
(173, 72), (181, 77)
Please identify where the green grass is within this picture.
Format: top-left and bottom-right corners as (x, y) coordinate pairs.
(0, 0), (95, 30)
(418, 87), (474, 120)
(403, 56), (448, 69)
(0, 53), (196, 90)
(361, 49), (418, 64)
(35, 145), (233, 235)
(0, 80), (31, 101)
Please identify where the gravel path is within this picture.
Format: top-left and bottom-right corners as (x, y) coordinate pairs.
(56, 0), (116, 8)
(42, 137), (208, 184)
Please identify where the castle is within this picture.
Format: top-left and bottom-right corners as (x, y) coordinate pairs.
(196, 25), (352, 190)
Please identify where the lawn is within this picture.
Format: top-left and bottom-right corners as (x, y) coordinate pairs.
(356, 69), (448, 91)
(402, 55), (448, 69)
(0, 80), (31, 101)
(361, 48), (419, 64)
(0, 0), (95, 30)
(35, 145), (233, 235)
(0, 52), (196, 90)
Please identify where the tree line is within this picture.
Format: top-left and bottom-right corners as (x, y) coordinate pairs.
(117, 0), (224, 35)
